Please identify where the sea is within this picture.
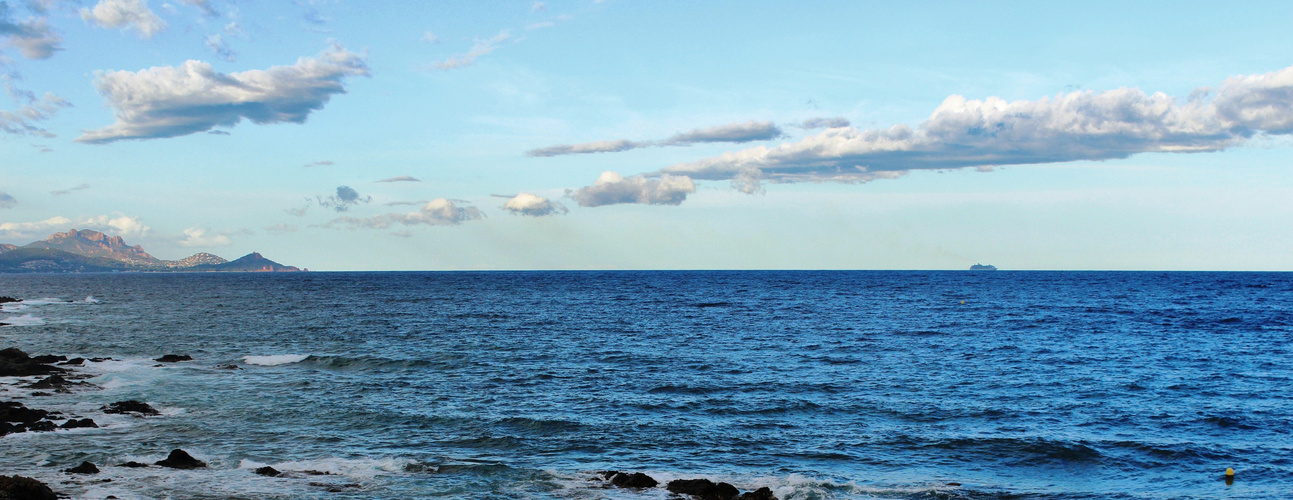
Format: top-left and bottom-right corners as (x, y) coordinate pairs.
(1, 271), (1291, 499)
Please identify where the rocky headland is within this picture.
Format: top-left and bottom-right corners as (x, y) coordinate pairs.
(0, 229), (302, 273)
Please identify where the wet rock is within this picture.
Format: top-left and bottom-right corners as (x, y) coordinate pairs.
(738, 487), (778, 500)
(154, 354), (193, 363)
(254, 466), (281, 477)
(88, 357), (113, 363)
(0, 474), (57, 500)
(60, 358), (85, 366)
(61, 418), (98, 429)
(26, 375), (70, 389)
(0, 297), (20, 304)
(101, 401), (160, 416)
(0, 348), (65, 377)
(156, 449), (206, 469)
(119, 462), (149, 468)
(216, 364), (241, 370)
(26, 420), (56, 432)
(667, 478), (741, 500)
(600, 471), (658, 488)
(29, 355), (66, 364)
(65, 462), (100, 474)
(29, 392), (52, 397)
(1, 401), (50, 423)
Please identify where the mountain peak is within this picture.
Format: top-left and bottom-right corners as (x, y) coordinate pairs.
(28, 228), (157, 264)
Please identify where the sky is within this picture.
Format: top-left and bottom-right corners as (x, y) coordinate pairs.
(2, 0), (1292, 271)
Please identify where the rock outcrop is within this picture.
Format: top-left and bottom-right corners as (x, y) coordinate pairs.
(155, 449), (206, 469)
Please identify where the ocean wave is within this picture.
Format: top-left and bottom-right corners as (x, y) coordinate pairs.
(84, 295), (100, 304)
(295, 354), (458, 371)
(0, 314), (46, 326)
(242, 456), (411, 480)
(244, 354), (311, 366)
(925, 437), (1104, 465)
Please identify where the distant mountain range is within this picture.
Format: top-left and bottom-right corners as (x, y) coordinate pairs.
(0, 229), (302, 273)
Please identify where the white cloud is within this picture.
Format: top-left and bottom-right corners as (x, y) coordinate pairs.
(664, 120), (783, 144)
(0, 191), (15, 209)
(77, 44), (369, 143)
(526, 120), (783, 157)
(0, 12), (61, 59)
(566, 171), (695, 207)
(376, 175), (420, 183)
(325, 199), (484, 229)
(800, 116), (850, 129)
(179, 0), (216, 17)
(178, 227), (231, 247)
(317, 185), (371, 212)
(50, 183), (90, 196)
(526, 139), (642, 157)
(80, 0), (165, 39)
(421, 31), (439, 43)
(434, 30), (510, 70)
(531, 2), (546, 12)
(0, 91), (69, 137)
(502, 192), (566, 216)
(661, 64), (1293, 188)
(0, 214), (149, 240)
(204, 34), (234, 62)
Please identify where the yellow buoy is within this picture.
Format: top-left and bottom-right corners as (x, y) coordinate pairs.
(960, 300), (965, 304)
(1226, 468), (1235, 477)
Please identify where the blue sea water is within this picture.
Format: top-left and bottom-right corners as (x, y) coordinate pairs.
(1, 271), (1291, 499)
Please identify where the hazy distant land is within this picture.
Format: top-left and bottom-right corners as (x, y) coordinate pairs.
(0, 229), (301, 273)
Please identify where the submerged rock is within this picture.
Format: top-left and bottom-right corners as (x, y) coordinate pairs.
(738, 487), (778, 500)
(0, 297), (20, 304)
(0, 475), (57, 500)
(667, 478), (741, 500)
(254, 466), (281, 477)
(60, 358), (86, 366)
(101, 401), (160, 416)
(156, 449), (206, 469)
(65, 462), (100, 474)
(119, 462), (149, 468)
(155, 354), (193, 363)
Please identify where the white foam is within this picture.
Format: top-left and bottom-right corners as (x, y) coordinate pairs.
(0, 314), (46, 326)
(85, 295), (100, 303)
(20, 297), (71, 305)
(243, 354), (310, 366)
(263, 456), (411, 480)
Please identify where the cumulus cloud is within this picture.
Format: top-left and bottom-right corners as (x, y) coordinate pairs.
(376, 175), (420, 183)
(800, 116), (850, 129)
(0, 191), (15, 209)
(50, 183), (89, 196)
(526, 139), (642, 157)
(566, 171), (695, 207)
(80, 0), (165, 39)
(526, 120), (783, 157)
(325, 198), (484, 229)
(501, 192), (566, 216)
(0, 8), (61, 60)
(317, 185), (371, 212)
(0, 214), (149, 240)
(1, 91), (70, 137)
(661, 64), (1293, 188)
(435, 30), (510, 70)
(77, 44), (369, 143)
(178, 227), (231, 247)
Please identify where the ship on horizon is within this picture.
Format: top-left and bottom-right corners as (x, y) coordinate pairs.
(970, 263), (998, 271)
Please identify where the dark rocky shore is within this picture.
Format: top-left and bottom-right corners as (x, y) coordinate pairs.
(4, 342), (778, 499)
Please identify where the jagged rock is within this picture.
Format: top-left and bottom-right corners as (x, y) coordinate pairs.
(738, 487), (778, 500)
(119, 462), (149, 468)
(667, 478), (741, 500)
(26, 420), (56, 432)
(154, 355), (193, 363)
(0, 297), (20, 304)
(29, 355), (66, 364)
(156, 449), (206, 469)
(61, 418), (98, 429)
(102, 401), (159, 416)
(0, 348), (65, 377)
(254, 466), (280, 477)
(26, 375), (69, 389)
(599, 471), (659, 488)
(1, 401), (49, 423)
(0, 475), (57, 500)
(60, 358), (85, 366)
(65, 462), (100, 474)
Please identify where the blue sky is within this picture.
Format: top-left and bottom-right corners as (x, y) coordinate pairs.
(2, 0), (1292, 270)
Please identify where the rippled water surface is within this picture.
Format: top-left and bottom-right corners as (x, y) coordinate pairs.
(1, 271), (1291, 499)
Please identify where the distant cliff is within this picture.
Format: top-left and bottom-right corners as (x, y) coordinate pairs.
(0, 229), (301, 273)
